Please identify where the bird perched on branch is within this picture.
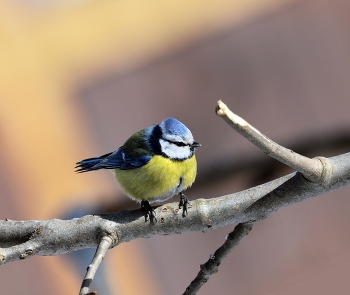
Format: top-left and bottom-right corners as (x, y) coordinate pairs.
(75, 118), (201, 222)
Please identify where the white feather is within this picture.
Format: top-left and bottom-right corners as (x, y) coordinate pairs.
(159, 139), (192, 160)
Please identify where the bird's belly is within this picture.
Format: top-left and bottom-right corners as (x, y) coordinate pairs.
(114, 155), (197, 203)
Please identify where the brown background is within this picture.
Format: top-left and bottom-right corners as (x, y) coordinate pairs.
(1, 0), (350, 294)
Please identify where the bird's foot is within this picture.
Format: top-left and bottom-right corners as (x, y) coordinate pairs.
(141, 200), (157, 224)
(179, 192), (190, 217)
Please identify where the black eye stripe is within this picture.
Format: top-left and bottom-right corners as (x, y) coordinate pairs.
(165, 140), (188, 147)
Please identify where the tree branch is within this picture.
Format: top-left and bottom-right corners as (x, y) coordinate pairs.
(216, 100), (324, 182)
(79, 234), (116, 295)
(1, 155), (349, 264)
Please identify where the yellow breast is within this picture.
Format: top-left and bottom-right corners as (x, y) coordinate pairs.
(114, 155), (197, 203)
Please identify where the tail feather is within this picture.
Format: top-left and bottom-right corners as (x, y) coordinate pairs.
(75, 152), (113, 173)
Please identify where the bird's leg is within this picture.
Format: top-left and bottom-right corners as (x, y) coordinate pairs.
(141, 200), (157, 224)
(179, 192), (190, 217)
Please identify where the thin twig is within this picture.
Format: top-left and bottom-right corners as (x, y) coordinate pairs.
(216, 100), (323, 182)
(183, 223), (253, 295)
(79, 235), (114, 295)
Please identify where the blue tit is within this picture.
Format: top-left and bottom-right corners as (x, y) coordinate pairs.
(75, 118), (201, 221)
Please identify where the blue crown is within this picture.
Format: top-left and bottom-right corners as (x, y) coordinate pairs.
(160, 118), (191, 138)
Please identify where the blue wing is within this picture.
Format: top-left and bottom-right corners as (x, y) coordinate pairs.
(75, 148), (151, 173)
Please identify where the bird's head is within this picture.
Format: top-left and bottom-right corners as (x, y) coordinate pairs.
(145, 118), (201, 160)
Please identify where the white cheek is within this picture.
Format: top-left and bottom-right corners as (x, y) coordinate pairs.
(159, 139), (192, 159)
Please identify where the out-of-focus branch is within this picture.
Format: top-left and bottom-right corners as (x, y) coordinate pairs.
(183, 223), (253, 295)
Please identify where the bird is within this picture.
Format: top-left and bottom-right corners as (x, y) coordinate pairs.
(75, 118), (201, 222)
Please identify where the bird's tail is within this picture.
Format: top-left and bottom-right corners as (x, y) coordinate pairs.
(75, 152), (112, 173)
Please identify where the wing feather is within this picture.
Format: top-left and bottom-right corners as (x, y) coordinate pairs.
(75, 148), (151, 173)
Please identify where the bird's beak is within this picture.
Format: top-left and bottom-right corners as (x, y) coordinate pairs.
(191, 141), (202, 148)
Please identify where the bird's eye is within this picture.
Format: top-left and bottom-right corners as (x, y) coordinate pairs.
(174, 141), (187, 147)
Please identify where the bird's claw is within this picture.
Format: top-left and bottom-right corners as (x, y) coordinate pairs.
(141, 200), (157, 224)
(179, 192), (190, 217)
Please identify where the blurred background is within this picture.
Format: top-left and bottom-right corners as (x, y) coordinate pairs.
(1, 0), (350, 294)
